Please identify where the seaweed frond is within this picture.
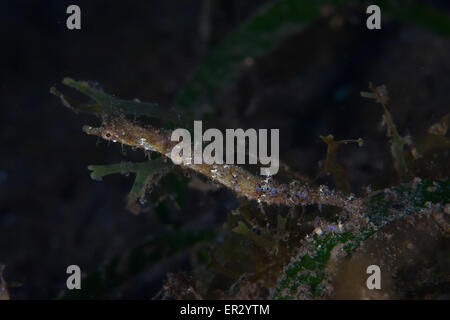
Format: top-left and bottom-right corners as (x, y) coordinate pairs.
(88, 159), (169, 214)
(317, 134), (364, 192)
(361, 83), (409, 180)
(51, 77), (180, 122)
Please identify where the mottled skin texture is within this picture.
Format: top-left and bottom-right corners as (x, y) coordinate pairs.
(83, 117), (365, 215)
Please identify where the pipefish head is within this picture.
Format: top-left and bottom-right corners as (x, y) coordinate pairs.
(82, 125), (120, 142)
(82, 125), (103, 137)
(82, 119), (145, 147)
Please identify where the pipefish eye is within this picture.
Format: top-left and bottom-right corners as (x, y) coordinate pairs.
(103, 131), (113, 139)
